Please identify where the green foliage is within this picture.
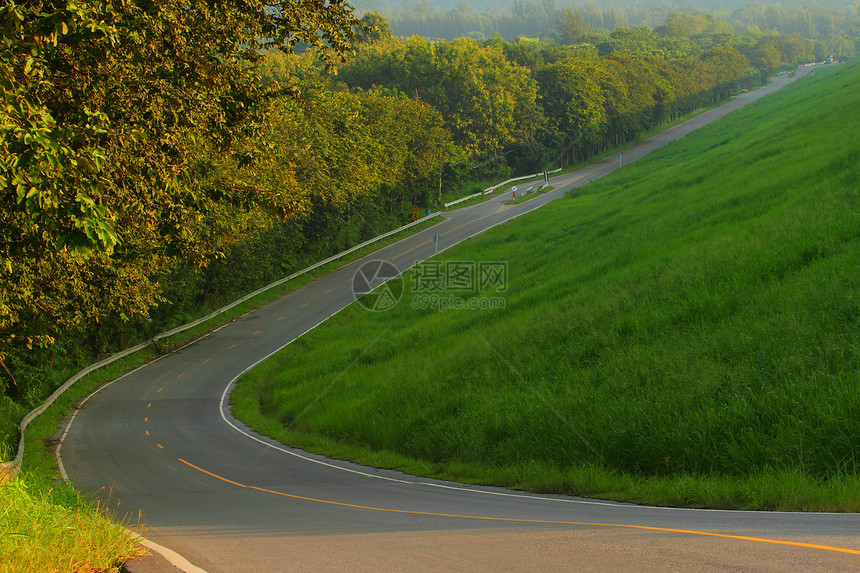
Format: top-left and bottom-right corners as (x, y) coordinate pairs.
(0, 476), (143, 573)
(537, 58), (606, 151)
(234, 61), (860, 510)
(0, 0), (361, 390)
(556, 7), (601, 46)
(355, 11), (393, 45)
(378, 0), (860, 61)
(341, 36), (540, 154)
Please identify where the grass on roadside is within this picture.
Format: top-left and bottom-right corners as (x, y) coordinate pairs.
(0, 471), (144, 573)
(0, 214), (443, 572)
(233, 62), (860, 511)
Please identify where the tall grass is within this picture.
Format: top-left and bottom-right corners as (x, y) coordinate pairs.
(233, 62), (860, 510)
(0, 476), (144, 573)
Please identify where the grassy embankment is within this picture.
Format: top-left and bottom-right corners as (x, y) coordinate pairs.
(233, 61), (860, 511)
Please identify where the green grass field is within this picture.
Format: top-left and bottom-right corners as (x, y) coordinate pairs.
(233, 62), (860, 511)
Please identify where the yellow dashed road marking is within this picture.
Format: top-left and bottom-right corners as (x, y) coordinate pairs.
(392, 240), (432, 260)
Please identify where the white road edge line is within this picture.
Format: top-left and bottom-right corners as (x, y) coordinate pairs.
(133, 532), (209, 573)
(56, 336), (214, 573)
(216, 185), (846, 516)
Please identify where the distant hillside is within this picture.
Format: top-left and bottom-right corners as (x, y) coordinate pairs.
(236, 61), (860, 510)
(353, 1), (756, 15)
(354, 0), (859, 56)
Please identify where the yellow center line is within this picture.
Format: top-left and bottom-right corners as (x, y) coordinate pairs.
(252, 330), (261, 336)
(394, 211), (504, 260)
(392, 240), (432, 260)
(157, 387), (163, 393)
(228, 344), (236, 350)
(278, 316), (286, 321)
(440, 212), (496, 238)
(392, 173), (583, 261)
(177, 458), (860, 557)
(325, 289), (333, 295)
(144, 417), (148, 422)
(156, 444), (164, 449)
(145, 431), (150, 436)
(301, 302), (309, 308)
(177, 372), (185, 378)
(180, 458), (246, 488)
(203, 359), (211, 364)
(555, 174), (585, 187)
(147, 403), (151, 408)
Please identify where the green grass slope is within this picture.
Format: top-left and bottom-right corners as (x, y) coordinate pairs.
(234, 62), (860, 511)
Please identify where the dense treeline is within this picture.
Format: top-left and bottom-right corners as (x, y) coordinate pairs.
(0, 0), (358, 444)
(338, 12), (797, 167)
(376, 0), (858, 59)
(0, 1), (821, 451)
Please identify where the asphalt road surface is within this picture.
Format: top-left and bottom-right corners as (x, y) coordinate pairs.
(59, 66), (860, 572)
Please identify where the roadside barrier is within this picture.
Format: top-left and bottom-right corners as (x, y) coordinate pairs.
(443, 168), (562, 208)
(0, 212), (442, 478)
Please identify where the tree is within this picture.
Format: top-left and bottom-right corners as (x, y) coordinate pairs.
(1, 1), (361, 258)
(355, 11), (393, 45)
(340, 36), (541, 155)
(537, 58), (606, 163)
(701, 45), (752, 97)
(556, 8), (594, 46)
(0, 0), (362, 383)
(777, 34), (814, 64)
(750, 37), (782, 83)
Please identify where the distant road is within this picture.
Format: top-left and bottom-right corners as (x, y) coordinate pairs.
(61, 65), (860, 573)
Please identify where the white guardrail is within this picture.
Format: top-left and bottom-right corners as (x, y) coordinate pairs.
(443, 168), (562, 208)
(0, 212), (442, 478)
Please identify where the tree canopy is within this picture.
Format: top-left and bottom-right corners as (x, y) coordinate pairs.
(0, 0), (362, 380)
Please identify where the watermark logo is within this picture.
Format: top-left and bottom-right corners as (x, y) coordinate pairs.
(351, 260), (403, 311)
(412, 261), (508, 294)
(411, 261), (507, 311)
(411, 294), (506, 312)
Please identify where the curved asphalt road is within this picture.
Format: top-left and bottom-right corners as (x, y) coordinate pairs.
(59, 66), (860, 572)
